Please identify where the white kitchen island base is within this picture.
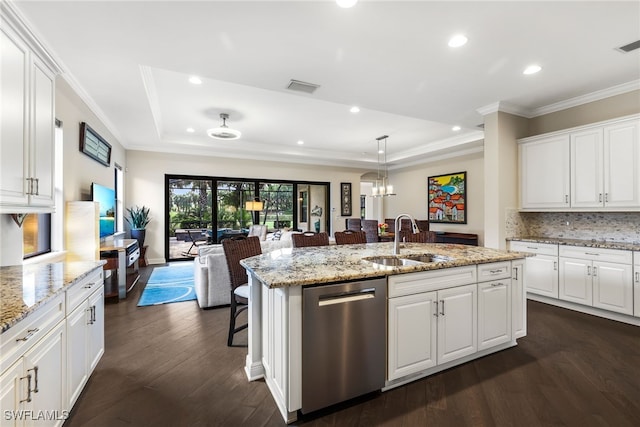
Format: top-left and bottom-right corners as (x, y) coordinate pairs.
(240, 244), (528, 424)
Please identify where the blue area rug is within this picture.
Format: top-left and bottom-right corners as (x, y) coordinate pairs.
(137, 263), (196, 307)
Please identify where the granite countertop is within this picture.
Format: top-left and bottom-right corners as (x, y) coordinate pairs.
(240, 242), (528, 288)
(0, 261), (105, 333)
(507, 237), (640, 251)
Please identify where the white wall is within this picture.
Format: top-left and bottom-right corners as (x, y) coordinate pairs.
(125, 150), (364, 264)
(385, 151), (485, 244)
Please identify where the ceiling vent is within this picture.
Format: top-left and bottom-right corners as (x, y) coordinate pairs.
(287, 79), (320, 94)
(615, 40), (640, 53)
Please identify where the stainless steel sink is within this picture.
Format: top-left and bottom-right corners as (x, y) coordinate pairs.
(362, 256), (423, 267)
(362, 254), (451, 268)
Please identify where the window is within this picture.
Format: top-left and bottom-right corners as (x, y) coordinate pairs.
(23, 213), (51, 258)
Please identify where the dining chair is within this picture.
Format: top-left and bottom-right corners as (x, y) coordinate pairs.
(345, 218), (362, 231)
(415, 220), (430, 232)
(399, 230), (437, 243)
(334, 230), (367, 245)
(291, 231), (330, 248)
(222, 235), (262, 346)
(361, 220), (379, 243)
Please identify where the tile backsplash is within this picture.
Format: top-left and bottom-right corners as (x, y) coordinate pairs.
(506, 210), (640, 244)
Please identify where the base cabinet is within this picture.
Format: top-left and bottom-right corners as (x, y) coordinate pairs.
(478, 281), (512, 351)
(511, 260), (526, 338)
(635, 252), (640, 318)
(0, 322), (66, 427)
(436, 284), (478, 364)
(509, 241), (559, 298)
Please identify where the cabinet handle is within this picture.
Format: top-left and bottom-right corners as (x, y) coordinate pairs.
(20, 374), (32, 403)
(25, 177), (33, 195)
(491, 282), (504, 287)
(33, 178), (39, 195)
(593, 266), (597, 277)
(489, 269), (504, 274)
(91, 305), (96, 323)
(585, 252), (599, 256)
(605, 193), (608, 203)
(16, 328), (39, 342)
(87, 307), (94, 325)
(433, 301), (439, 317)
(84, 282), (95, 289)
(587, 266), (591, 276)
(599, 193), (603, 203)
(526, 246), (538, 250)
(636, 272), (639, 283)
(513, 267), (518, 280)
(565, 195), (569, 203)
(554, 262), (557, 271)
(440, 300), (445, 316)
(27, 366), (39, 393)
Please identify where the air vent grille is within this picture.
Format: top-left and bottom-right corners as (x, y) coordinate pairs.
(287, 79), (320, 94)
(616, 40), (640, 53)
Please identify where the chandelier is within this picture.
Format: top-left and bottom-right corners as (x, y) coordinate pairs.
(371, 135), (396, 197)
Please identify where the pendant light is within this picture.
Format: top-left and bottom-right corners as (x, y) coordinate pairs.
(207, 113), (241, 140)
(371, 135), (396, 197)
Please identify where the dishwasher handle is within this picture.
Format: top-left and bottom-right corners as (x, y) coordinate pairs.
(318, 288), (376, 307)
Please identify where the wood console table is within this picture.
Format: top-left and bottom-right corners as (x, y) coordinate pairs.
(100, 239), (140, 299)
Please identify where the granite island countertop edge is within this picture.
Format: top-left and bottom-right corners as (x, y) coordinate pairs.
(507, 237), (640, 251)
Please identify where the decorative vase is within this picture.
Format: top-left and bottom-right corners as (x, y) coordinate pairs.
(131, 229), (146, 248)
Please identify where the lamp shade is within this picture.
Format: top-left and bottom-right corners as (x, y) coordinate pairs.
(245, 200), (264, 211)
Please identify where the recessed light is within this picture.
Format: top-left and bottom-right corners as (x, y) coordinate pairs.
(452, 125), (461, 131)
(448, 34), (468, 48)
(336, 0), (357, 8)
(523, 65), (542, 75)
(297, 140), (304, 145)
(186, 127), (195, 133)
(188, 76), (202, 85)
(350, 106), (360, 113)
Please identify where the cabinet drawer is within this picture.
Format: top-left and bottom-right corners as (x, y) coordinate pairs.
(388, 266), (477, 298)
(0, 293), (65, 374)
(509, 241), (558, 256)
(559, 246), (632, 264)
(66, 268), (104, 313)
(477, 262), (511, 282)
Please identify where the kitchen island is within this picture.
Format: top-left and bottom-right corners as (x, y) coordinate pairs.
(240, 242), (529, 423)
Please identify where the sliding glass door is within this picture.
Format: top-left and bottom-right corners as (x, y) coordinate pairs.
(165, 175), (330, 261)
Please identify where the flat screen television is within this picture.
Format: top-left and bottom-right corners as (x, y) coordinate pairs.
(92, 182), (116, 239)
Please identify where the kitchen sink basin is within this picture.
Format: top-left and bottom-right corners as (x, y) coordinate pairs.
(362, 254), (451, 268)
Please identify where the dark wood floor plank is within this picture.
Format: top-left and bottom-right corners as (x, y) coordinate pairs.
(64, 268), (640, 427)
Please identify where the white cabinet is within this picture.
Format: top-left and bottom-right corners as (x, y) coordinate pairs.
(519, 134), (570, 209)
(509, 241), (559, 298)
(519, 115), (640, 211)
(437, 284), (478, 364)
(0, 6), (58, 213)
(634, 252), (640, 318)
(571, 120), (640, 209)
(511, 260), (526, 339)
(477, 262), (512, 351)
(387, 266), (480, 381)
(559, 246), (633, 316)
(66, 269), (104, 409)
(0, 320), (66, 427)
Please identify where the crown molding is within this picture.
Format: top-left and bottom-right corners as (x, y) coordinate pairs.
(476, 101), (533, 118)
(530, 80), (640, 117)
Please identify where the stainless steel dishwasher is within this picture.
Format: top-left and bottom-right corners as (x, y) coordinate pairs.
(302, 278), (386, 414)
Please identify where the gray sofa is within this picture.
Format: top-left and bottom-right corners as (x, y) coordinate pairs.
(193, 231), (298, 308)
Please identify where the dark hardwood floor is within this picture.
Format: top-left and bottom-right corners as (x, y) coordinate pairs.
(64, 264), (640, 427)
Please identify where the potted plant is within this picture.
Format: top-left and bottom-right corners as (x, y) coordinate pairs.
(126, 205), (150, 247)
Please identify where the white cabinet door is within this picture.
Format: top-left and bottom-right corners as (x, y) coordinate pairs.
(29, 58), (55, 207)
(437, 284), (477, 364)
(634, 252), (640, 318)
(0, 359), (24, 427)
(0, 23), (29, 207)
(511, 260), (526, 339)
(525, 255), (559, 298)
(593, 261), (633, 315)
(66, 302), (89, 409)
(571, 128), (603, 208)
(388, 291), (437, 381)
(478, 281), (512, 350)
(87, 288), (105, 372)
(559, 257), (593, 305)
(603, 119), (640, 208)
(519, 135), (570, 209)
(23, 321), (66, 427)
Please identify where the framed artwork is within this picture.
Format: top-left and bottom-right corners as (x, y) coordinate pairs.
(428, 171), (467, 224)
(79, 122), (112, 166)
(340, 182), (352, 216)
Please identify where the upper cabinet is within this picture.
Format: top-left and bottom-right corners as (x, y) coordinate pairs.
(519, 115), (640, 211)
(0, 4), (59, 213)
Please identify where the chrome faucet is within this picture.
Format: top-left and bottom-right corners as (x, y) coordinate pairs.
(393, 213), (419, 255)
